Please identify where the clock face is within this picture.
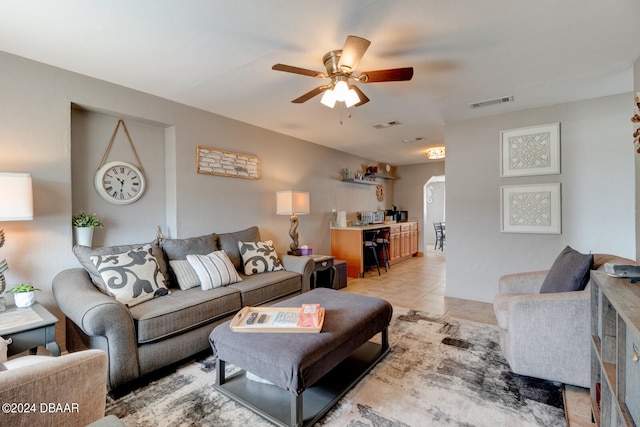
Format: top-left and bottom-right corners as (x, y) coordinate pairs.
(94, 161), (146, 205)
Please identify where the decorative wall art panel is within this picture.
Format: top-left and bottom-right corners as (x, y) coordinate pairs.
(501, 183), (561, 234)
(197, 146), (260, 179)
(500, 123), (560, 177)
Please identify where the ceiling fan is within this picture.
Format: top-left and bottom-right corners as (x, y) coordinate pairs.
(272, 35), (414, 108)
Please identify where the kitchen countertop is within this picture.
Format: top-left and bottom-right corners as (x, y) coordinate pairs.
(330, 221), (416, 231)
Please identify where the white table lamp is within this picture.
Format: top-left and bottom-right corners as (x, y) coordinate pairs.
(276, 190), (310, 255)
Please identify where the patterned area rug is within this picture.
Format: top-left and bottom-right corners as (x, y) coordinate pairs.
(106, 308), (566, 426)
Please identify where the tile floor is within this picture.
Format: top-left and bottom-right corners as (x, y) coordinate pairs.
(342, 249), (594, 427)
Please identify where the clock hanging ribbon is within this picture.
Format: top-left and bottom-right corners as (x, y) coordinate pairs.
(97, 120), (145, 174)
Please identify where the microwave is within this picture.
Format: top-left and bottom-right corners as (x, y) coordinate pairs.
(359, 211), (385, 224)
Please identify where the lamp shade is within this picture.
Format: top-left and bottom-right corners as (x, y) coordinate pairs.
(276, 190), (310, 215)
(0, 173), (33, 221)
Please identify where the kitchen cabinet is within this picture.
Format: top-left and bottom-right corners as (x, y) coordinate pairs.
(331, 222), (418, 277)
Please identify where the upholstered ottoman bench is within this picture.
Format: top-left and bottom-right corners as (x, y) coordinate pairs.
(209, 288), (392, 427)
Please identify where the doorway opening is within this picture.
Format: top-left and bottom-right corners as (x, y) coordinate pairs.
(423, 175), (445, 252)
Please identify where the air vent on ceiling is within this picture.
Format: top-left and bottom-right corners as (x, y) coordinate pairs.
(469, 96), (514, 109)
(372, 120), (401, 129)
(401, 137), (426, 143)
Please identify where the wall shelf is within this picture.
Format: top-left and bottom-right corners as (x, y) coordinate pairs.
(341, 178), (379, 185)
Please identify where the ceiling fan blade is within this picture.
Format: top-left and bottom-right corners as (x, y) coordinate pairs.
(359, 67), (414, 83)
(272, 63), (327, 78)
(351, 85), (370, 107)
(291, 86), (330, 103)
(338, 35), (371, 72)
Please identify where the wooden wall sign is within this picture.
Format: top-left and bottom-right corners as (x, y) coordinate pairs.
(197, 146), (260, 179)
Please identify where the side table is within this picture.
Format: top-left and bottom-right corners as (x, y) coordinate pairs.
(0, 303), (60, 357)
(307, 255), (335, 289)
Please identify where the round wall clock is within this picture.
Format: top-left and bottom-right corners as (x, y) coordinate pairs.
(94, 161), (146, 204)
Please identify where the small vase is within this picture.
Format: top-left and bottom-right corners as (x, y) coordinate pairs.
(14, 292), (35, 308)
(74, 226), (94, 247)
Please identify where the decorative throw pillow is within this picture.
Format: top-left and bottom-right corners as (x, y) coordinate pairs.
(539, 245), (594, 293)
(218, 226), (261, 271)
(90, 244), (169, 307)
(169, 260), (200, 290)
(186, 250), (242, 290)
(74, 240), (169, 293)
(238, 240), (284, 276)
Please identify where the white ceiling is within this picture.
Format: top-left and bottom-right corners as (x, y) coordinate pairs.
(2, 0), (639, 165)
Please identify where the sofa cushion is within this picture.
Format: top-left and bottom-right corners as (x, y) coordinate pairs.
(90, 244), (169, 307)
(161, 233), (218, 260)
(238, 240), (284, 276)
(186, 251), (242, 290)
(74, 240), (168, 293)
(217, 226), (261, 271)
(128, 286), (242, 344)
(540, 246), (593, 293)
(227, 270), (301, 307)
(168, 260), (200, 290)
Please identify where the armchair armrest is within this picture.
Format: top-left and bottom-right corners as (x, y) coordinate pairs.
(498, 270), (549, 295)
(52, 268), (140, 389)
(280, 255), (315, 293)
(0, 349), (108, 426)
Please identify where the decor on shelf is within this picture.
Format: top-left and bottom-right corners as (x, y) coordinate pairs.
(425, 146), (446, 160)
(500, 122), (560, 177)
(94, 119), (146, 204)
(276, 190), (310, 255)
(0, 172), (33, 312)
(197, 146), (260, 179)
(501, 183), (561, 234)
(632, 92), (640, 153)
(376, 184), (384, 202)
(72, 211), (103, 247)
(7, 284), (40, 308)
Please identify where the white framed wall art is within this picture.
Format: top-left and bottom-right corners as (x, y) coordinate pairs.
(501, 183), (561, 234)
(500, 122), (560, 177)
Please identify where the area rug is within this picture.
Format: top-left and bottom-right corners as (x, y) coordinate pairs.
(105, 308), (566, 426)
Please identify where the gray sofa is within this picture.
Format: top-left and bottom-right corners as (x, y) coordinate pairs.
(53, 226), (314, 391)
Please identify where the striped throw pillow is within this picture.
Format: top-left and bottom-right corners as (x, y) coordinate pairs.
(186, 250), (242, 290)
(169, 260), (200, 290)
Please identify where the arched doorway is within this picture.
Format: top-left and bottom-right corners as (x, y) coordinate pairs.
(423, 175), (445, 251)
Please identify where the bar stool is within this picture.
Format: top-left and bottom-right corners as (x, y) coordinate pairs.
(375, 228), (391, 272)
(363, 230), (381, 276)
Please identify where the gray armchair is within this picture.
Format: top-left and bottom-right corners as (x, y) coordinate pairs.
(493, 253), (637, 387)
(0, 349), (115, 426)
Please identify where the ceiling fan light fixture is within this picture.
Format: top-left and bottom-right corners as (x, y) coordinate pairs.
(344, 87), (361, 108)
(333, 79), (349, 102)
(320, 89), (337, 108)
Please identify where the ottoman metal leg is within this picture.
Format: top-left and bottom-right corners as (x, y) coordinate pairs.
(291, 393), (303, 427)
(216, 359), (226, 386)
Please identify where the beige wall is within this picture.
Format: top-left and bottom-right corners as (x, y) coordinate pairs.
(445, 93), (635, 303)
(0, 51), (394, 327)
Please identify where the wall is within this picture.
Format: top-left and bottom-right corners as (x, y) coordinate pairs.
(394, 161), (445, 252)
(445, 93), (635, 303)
(0, 51), (395, 333)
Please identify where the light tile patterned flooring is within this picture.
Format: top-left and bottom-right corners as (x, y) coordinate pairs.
(342, 249), (594, 427)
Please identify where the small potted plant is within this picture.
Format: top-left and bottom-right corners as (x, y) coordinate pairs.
(72, 211), (103, 247)
(7, 284), (40, 308)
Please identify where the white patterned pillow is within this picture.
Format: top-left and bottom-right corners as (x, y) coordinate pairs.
(90, 244), (169, 307)
(169, 260), (200, 290)
(186, 250), (242, 290)
(238, 240), (284, 276)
